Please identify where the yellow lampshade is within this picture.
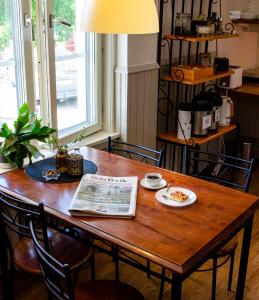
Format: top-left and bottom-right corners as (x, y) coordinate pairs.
(80, 0), (159, 34)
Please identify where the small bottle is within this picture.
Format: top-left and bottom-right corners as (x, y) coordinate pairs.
(175, 13), (182, 34)
(67, 149), (83, 176)
(55, 148), (68, 174)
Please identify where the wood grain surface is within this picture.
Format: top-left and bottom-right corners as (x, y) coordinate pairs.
(0, 146), (258, 276)
(158, 124), (237, 146)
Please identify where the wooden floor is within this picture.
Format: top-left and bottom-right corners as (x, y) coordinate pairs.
(1, 167), (259, 300)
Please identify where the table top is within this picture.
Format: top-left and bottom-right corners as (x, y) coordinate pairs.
(0, 146), (258, 275)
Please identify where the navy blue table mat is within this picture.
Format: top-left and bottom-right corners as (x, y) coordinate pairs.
(25, 157), (97, 183)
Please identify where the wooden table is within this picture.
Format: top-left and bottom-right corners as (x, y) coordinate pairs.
(0, 146), (258, 300)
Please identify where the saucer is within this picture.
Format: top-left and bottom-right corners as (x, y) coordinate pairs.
(140, 178), (167, 190)
(155, 187), (196, 207)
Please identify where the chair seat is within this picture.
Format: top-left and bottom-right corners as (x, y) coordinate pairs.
(75, 280), (145, 300)
(14, 228), (92, 275)
(212, 235), (238, 259)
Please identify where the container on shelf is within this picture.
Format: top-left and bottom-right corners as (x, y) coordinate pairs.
(67, 149), (83, 176)
(192, 100), (213, 136)
(175, 13), (191, 35)
(177, 103), (192, 140)
(199, 52), (212, 66)
(171, 65), (214, 82)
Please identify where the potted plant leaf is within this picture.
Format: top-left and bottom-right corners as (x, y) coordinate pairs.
(0, 103), (56, 168)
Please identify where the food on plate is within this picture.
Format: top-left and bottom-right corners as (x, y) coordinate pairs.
(170, 191), (188, 202)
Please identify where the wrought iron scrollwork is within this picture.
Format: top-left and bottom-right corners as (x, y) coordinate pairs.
(158, 97), (174, 116)
(172, 34), (189, 41)
(170, 69), (185, 83)
(177, 119), (195, 146)
(161, 37), (170, 48)
(225, 23), (235, 34)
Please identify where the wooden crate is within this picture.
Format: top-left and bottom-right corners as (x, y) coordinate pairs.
(171, 65), (214, 82)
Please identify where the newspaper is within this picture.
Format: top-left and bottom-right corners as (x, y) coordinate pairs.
(69, 174), (138, 218)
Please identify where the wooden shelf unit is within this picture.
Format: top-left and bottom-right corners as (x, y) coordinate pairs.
(235, 82), (259, 96)
(158, 124), (237, 146)
(162, 70), (234, 85)
(164, 33), (239, 42)
(233, 19), (259, 24)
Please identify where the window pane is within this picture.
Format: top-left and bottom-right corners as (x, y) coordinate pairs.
(0, 0), (18, 125)
(53, 0), (93, 132)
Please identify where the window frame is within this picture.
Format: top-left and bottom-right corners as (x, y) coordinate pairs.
(34, 0), (103, 144)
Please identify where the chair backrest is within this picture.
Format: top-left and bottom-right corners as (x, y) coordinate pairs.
(0, 191), (49, 250)
(107, 137), (164, 167)
(29, 217), (75, 300)
(184, 148), (254, 193)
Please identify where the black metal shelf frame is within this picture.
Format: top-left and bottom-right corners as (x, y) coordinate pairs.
(157, 0), (225, 170)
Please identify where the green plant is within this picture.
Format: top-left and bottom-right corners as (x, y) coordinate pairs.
(0, 103), (56, 168)
(48, 133), (86, 152)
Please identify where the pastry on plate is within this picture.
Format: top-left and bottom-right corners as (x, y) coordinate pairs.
(170, 191), (188, 203)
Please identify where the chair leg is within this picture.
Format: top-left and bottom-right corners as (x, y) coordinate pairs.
(8, 259), (15, 300)
(158, 267), (166, 300)
(0, 246), (12, 300)
(90, 251), (96, 280)
(113, 245), (119, 282)
(211, 258), (217, 300)
(47, 291), (54, 300)
(228, 251), (236, 291)
(147, 260), (151, 278)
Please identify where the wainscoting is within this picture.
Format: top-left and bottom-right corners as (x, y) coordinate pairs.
(116, 63), (159, 150)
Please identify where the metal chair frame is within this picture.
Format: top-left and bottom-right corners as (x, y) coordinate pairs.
(107, 136), (164, 167)
(29, 217), (75, 300)
(158, 147), (254, 300)
(107, 137), (164, 282)
(184, 149), (254, 193)
(0, 192), (50, 299)
(107, 137), (164, 281)
(0, 192), (94, 300)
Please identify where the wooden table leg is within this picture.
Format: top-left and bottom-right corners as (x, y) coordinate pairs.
(235, 214), (254, 300)
(0, 224), (12, 300)
(171, 273), (182, 300)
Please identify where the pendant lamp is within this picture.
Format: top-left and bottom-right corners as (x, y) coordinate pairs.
(80, 0), (159, 34)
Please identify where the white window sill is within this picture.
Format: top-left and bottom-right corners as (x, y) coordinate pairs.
(80, 130), (120, 147)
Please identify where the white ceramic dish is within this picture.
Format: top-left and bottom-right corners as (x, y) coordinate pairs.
(140, 178), (167, 190)
(155, 187), (197, 207)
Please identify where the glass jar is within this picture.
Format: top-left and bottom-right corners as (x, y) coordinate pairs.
(67, 149), (83, 176)
(55, 149), (68, 174)
(175, 13), (191, 35)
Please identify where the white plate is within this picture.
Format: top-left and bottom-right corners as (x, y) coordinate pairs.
(140, 178), (167, 190)
(156, 187), (197, 207)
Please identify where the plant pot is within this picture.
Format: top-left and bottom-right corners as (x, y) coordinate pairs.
(0, 151), (16, 169)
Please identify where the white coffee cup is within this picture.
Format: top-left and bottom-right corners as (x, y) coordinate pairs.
(145, 173), (162, 187)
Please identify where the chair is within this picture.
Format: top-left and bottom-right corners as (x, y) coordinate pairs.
(107, 136), (164, 167)
(0, 192), (94, 299)
(158, 148), (254, 300)
(28, 216), (145, 300)
(107, 136), (164, 280)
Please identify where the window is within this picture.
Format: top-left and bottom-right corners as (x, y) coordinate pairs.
(0, 0), (25, 126)
(0, 0), (101, 142)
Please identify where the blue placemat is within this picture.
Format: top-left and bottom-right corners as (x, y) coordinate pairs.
(25, 157), (97, 183)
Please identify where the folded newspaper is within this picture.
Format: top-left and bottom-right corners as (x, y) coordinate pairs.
(69, 174), (138, 218)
